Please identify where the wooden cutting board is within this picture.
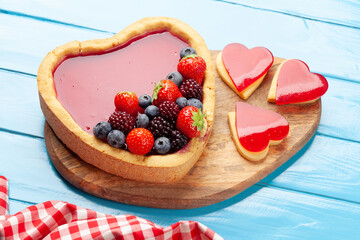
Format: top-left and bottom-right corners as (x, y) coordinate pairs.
(44, 50), (321, 209)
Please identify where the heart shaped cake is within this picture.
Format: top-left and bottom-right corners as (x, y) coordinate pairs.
(268, 59), (328, 104)
(37, 17), (215, 183)
(216, 43), (273, 99)
(228, 102), (289, 161)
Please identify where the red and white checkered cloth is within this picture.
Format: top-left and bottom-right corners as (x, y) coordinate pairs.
(0, 176), (223, 240)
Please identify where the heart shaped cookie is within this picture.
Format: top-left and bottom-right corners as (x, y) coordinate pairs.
(37, 17), (215, 183)
(228, 102), (289, 161)
(216, 43), (273, 99)
(268, 59), (328, 104)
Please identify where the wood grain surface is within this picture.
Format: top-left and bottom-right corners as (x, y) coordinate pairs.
(44, 50), (321, 209)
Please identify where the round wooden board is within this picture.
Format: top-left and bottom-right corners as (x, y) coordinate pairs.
(45, 50), (321, 209)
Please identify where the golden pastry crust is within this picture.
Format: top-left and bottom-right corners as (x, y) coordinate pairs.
(267, 59), (318, 104)
(228, 112), (283, 162)
(216, 52), (267, 100)
(37, 17), (215, 183)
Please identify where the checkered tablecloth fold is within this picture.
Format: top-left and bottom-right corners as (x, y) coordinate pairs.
(0, 177), (223, 240)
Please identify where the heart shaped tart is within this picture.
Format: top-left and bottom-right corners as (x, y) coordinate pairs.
(37, 17), (215, 183)
(216, 43), (273, 99)
(268, 59), (328, 104)
(228, 102), (289, 161)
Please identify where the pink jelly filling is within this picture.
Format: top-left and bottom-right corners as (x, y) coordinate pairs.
(53, 31), (188, 134)
(222, 43), (273, 93)
(276, 59), (328, 104)
(235, 102), (289, 152)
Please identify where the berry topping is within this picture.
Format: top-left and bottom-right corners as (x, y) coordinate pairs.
(154, 137), (171, 154)
(148, 116), (174, 139)
(159, 101), (180, 121)
(114, 91), (139, 116)
(136, 114), (150, 128)
(93, 121), (112, 140)
(176, 97), (188, 109)
(107, 130), (126, 148)
(108, 110), (135, 135)
(166, 71), (183, 87)
(180, 47), (197, 59)
(139, 94), (152, 109)
(179, 79), (203, 101)
(170, 130), (188, 152)
(176, 106), (205, 138)
(144, 105), (159, 119)
(152, 79), (182, 106)
(187, 98), (203, 110)
(177, 54), (206, 85)
(126, 128), (154, 155)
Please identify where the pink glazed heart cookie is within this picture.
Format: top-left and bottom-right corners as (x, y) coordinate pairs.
(268, 59), (328, 104)
(228, 102), (289, 161)
(216, 43), (274, 99)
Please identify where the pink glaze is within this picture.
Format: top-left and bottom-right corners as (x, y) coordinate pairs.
(222, 43), (273, 92)
(235, 102), (289, 152)
(276, 59), (328, 105)
(53, 32), (188, 134)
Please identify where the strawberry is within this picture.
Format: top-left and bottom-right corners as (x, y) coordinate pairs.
(114, 91), (139, 117)
(176, 106), (206, 138)
(126, 128), (154, 155)
(152, 79), (182, 106)
(177, 54), (206, 85)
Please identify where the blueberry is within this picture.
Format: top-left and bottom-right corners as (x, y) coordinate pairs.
(145, 105), (159, 119)
(154, 137), (171, 154)
(139, 94), (152, 109)
(107, 130), (125, 148)
(176, 97), (188, 109)
(180, 47), (197, 59)
(187, 98), (203, 110)
(166, 71), (183, 87)
(136, 114), (149, 128)
(93, 121), (112, 140)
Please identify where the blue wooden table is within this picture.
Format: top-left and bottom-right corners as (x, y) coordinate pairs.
(1, 0), (360, 239)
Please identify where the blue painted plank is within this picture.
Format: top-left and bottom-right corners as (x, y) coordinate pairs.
(0, 13), (112, 76)
(1, 129), (360, 215)
(3, 0), (360, 30)
(1, 68), (360, 143)
(261, 134), (360, 204)
(8, 199), (33, 215)
(317, 77), (360, 142)
(5, 144), (359, 235)
(0, 2), (360, 81)
(3, 140), (360, 240)
(0, 70), (44, 138)
(217, 0), (360, 29)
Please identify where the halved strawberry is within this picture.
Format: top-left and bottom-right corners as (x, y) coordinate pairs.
(176, 106), (205, 138)
(114, 91), (139, 117)
(152, 79), (182, 106)
(177, 54), (206, 85)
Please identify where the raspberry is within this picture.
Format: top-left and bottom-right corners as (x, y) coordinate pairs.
(147, 116), (174, 139)
(159, 101), (180, 121)
(179, 79), (203, 101)
(108, 111), (135, 135)
(170, 130), (188, 152)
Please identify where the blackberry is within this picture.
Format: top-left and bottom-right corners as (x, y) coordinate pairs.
(147, 116), (174, 139)
(179, 79), (203, 101)
(170, 130), (188, 152)
(108, 111), (135, 135)
(159, 101), (180, 121)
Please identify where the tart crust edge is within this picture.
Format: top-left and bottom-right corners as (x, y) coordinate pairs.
(37, 16), (215, 183)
